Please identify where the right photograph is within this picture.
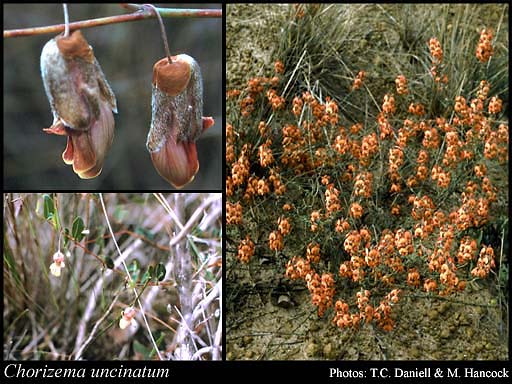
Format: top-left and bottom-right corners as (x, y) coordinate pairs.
(226, 4), (508, 360)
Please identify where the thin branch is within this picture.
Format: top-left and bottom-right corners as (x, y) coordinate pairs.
(4, 5), (222, 38)
(99, 193), (164, 361)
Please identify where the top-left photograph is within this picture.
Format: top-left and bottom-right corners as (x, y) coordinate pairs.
(4, 3), (222, 190)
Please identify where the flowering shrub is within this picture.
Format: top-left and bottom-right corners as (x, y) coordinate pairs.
(227, 24), (507, 333)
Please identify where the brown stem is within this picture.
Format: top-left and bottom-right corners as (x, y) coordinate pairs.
(143, 3), (172, 63)
(4, 6), (222, 38)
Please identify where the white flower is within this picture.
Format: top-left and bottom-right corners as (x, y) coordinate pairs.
(119, 306), (137, 330)
(50, 251), (66, 277)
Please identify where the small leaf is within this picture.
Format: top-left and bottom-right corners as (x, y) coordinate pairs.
(113, 206), (128, 222)
(43, 194), (54, 220)
(72, 217), (85, 241)
(133, 340), (151, 359)
(63, 228), (70, 246)
(104, 256), (114, 269)
(155, 263), (166, 281)
(141, 265), (154, 285)
(52, 212), (61, 231)
(135, 226), (155, 241)
(128, 259), (141, 282)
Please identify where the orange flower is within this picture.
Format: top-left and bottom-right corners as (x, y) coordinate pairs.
(352, 70), (365, 91)
(395, 75), (408, 95)
(476, 28), (494, 63)
(274, 60), (285, 74)
(237, 235), (255, 263)
(349, 203), (363, 219)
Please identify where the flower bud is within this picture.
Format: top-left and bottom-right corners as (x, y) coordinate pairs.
(40, 30), (117, 179)
(147, 54), (214, 188)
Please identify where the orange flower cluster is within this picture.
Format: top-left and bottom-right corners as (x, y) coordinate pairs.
(325, 183), (342, 215)
(240, 96), (255, 117)
(394, 229), (413, 257)
(292, 96), (304, 116)
(442, 131), (462, 168)
(488, 96), (502, 114)
(408, 102), (426, 116)
(422, 126), (440, 149)
(307, 273), (336, 317)
(353, 172), (373, 198)
(428, 37), (443, 63)
(423, 278), (438, 293)
(306, 242), (321, 263)
(339, 229), (372, 282)
(231, 145), (251, 187)
(269, 230), (284, 251)
(431, 165), (451, 188)
(258, 139), (275, 167)
(285, 257), (335, 317)
(388, 146), (404, 177)
(227, 201), (243, 225)
(456, 236), (478, 264)
(377, 112), (393, 139)
(237, 235), (255, 263)
(335, 219), (351, 233)
(278, 216), (291, 236)
(349, 202), (364, 219)
(269, 168), (287, 195)
(285, 256), (311, 280)
(274, 60), (285, 74)
(476, 28), (494, 63)
(281, 123), (309, 172)
(360, 132), (378, 166)
(266, 89), (285, 110)
(407, 268), (421, 288)
(471, 246), (496, 278)
(332, 290), (375, 329)
(395, 75), (408, 95)
(310, 210), (322, 232)
(382, 94), (396, 115)
(352, 70), (365, 91)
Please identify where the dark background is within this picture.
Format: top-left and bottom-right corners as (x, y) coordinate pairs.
(3, 3), (222, 190)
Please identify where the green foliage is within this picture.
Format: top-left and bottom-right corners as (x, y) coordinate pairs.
(72, 216), (85, 242)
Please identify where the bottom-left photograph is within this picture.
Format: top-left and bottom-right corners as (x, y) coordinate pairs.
(3, 193), (222, 360)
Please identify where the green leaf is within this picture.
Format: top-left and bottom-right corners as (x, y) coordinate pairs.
(155, 263), (166, 281)
(95, 226), (105, 250)
(72, 217), (85, 242)
(133, 340), (151, 359)
(135, 226), (155, 241)
(113, 206), (128, 222)
(63, 228), (70, 246)
(141, 265), (154, 285)
(128, 259), (141, 282)
(149, 332), (165, 358)
(43, 194), (54, 220)
(4, 250), (22, 289)
(104, 256), (114, 270)
(52, 212), (61, 231)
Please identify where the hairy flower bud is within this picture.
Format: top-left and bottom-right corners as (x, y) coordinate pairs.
(40, 30), (117, 179)
(147, 54), (214, 188)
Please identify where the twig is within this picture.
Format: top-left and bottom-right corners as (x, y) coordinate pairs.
(99, 193), (164, 360)
(74, 289), (121, 360)
(169, 195), (221, 247)
(4, 5), (222, 38)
